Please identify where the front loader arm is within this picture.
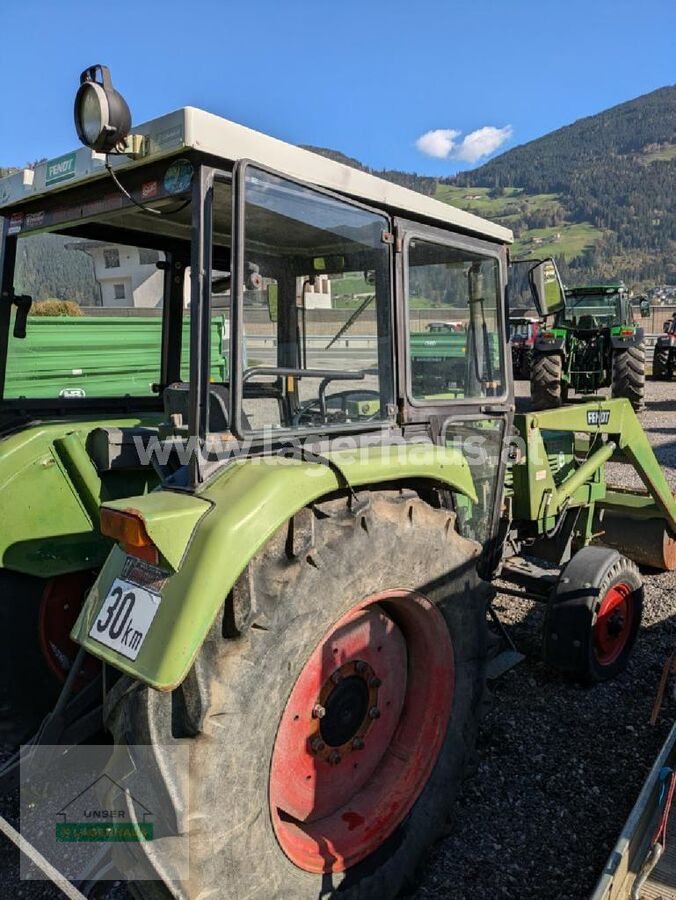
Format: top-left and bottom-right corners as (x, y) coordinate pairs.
(511, 398), (676, 536)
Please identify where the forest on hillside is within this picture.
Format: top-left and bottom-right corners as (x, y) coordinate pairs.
(453, 87), (676, 285)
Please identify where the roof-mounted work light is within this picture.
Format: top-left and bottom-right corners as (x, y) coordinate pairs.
(74, 64), (131, 152)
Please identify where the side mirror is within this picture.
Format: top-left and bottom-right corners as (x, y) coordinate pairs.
(528, 258), (565, 317)
(639, 299), (650, 318)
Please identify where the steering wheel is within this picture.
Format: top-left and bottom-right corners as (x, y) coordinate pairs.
(295, 389), (383, 426)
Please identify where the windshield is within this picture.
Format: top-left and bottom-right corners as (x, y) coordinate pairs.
(509, 320), (532, 339)
(559, 291), (622, 328)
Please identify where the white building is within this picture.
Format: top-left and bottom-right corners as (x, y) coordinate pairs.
(68, 241), (170, 308)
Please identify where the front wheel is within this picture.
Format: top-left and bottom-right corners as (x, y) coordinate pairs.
(542, 547), (643, 682)
(107, 490), (487, 898)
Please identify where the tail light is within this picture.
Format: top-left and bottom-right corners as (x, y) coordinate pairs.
(620, 328), (634, 336)
(542, 331), (555, 340)
(100, 508), (159, 565)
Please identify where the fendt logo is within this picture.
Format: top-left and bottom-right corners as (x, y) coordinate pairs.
(45, 152), (76, 186)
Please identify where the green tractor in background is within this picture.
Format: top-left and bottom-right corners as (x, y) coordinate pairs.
(530, 283), (648, 410)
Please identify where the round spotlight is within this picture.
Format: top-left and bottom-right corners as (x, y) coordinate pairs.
(74, 65), (131, 152)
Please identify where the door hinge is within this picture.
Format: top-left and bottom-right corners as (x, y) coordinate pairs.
(381, 229), (402, 252)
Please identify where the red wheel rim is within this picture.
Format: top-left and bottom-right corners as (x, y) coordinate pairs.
(269, 589), (454, 874)
(38, 572), (99, 683)
(593, 582), (633, 666)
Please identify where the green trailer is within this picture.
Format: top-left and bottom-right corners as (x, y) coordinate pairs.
(3, 314), (227, 400)
(0, 65), (674, 900)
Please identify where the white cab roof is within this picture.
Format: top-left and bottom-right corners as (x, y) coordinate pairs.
(0, 107), (512, 244)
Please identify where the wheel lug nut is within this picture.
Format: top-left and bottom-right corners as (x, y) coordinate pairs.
(312, 704), (326, 719)
(352, 737), (365, 750)
(368, 707), (380, 720)
(328, 750), (342, 765)
(354, 661), (367, 674)
(370, 676), (381, 688)
(310, 736), (325, 753)
(331, 671), (342, 685)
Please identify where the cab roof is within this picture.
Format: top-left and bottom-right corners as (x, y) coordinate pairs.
(0, 106), (512, 245)
(566, 283), (626, 294)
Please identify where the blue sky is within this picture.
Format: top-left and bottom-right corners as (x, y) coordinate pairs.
(1, 0), (674, 176)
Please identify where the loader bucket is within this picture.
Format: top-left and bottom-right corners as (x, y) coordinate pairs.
(596, 508), (676, 571)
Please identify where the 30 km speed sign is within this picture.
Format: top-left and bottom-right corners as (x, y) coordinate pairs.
(90, 579), (161, 660)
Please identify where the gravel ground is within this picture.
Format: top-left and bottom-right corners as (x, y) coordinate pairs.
(414, 379), (676, 900)
(1, 380), (675, 900)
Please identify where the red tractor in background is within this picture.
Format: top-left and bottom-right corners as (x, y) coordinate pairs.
(653, 313), (676, 380)
(509, 315), (541, 379)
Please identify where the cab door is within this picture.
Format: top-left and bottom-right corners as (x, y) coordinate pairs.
(394, 218), (513, 572)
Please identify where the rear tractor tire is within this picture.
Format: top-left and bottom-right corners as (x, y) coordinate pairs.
(611, 343), (646, 410)
(531, 352), (564, 409)
(542, 547), (642, 683)
(0, 570), (96, 746)
(106, 490), (488, 899)
(652, 346), (672, 381)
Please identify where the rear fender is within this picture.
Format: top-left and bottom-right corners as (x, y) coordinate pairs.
(610, 327), (644, 350)
(534, 338), (565, 354)
(72, 443), (477, 690)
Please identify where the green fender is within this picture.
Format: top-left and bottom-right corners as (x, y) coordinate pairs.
(72, 443), (477, 690)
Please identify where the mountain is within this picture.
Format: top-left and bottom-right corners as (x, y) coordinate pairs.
(309, 86), (676, 290)
(452, 86), (676, 287)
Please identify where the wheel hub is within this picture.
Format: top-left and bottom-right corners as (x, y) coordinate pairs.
(315, 660), (378, 754)
(594, 582), (633, 665)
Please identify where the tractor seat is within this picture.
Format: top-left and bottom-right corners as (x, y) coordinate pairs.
(576, 315), (598, 330)
(162, 382), (252, 433)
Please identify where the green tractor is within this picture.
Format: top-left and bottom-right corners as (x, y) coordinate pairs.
(1, 67), (675, 900)
(530, 283), (648, 410)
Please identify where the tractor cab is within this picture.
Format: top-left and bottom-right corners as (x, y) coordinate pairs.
(0, 65), (515, 624)
(559, 284), (629, 332)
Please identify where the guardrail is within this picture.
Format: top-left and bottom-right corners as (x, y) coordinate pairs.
(247, 333), (667, 352)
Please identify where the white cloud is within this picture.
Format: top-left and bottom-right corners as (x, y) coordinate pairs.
(454, 125), (513, 163)
(415, 124), (513, 164)
(415, 128), (460, 159)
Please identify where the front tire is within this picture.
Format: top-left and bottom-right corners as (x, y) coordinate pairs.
(531, 352), (564, 409)
(611, 343), (645, 410)
(106, 490), (487, 899)
(542, 547), (642, 682)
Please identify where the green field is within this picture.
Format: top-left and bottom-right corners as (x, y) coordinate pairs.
(435, 184), (560, 222)
(640, 143), (676, 164)
(435, 183), (603, 262)
(511, 222), (603, 261)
